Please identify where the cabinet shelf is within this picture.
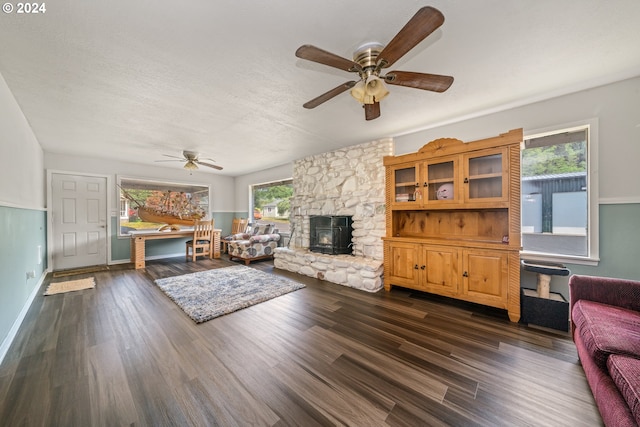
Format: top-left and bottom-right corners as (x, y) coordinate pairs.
(427, 178), (455, 184)
(384, 236), (510, 250)
(468, 172), (502, 180)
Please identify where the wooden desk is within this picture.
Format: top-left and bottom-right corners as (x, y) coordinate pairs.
(130, 229), (221, 269)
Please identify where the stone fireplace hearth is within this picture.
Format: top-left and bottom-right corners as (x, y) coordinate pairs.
(274, 138), (392, 292)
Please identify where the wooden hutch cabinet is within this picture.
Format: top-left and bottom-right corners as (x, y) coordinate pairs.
(383, 129), (522, 322)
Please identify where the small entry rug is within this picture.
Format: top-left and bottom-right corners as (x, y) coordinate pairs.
(154, 265), (306, 323)
(44, 277), (96, 295)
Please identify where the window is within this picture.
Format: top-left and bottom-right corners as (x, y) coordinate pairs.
(521, 121), (598, 264)
(118, 177), (210, 236)
(251, 179), (293, 234)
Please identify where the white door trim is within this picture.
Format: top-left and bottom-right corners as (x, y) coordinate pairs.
(46, 169), (112, 269)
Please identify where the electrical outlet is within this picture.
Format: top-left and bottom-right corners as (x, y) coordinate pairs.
(26, 270), (36, 279)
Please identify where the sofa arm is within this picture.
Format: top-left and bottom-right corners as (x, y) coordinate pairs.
(227, 232), (250, 241)
(569, 274), (640, 313)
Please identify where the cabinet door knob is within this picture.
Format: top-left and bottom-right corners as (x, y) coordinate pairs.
(423, 182), (428, 187)
(462, 271), (469, 277)
(463, 177), (469, 183)
(421, 265), (426, 270)
(415, 182), (420, 187)
(414, 264), (419, 269)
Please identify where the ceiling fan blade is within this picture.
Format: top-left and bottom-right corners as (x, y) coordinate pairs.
(364, 102), (381, 121)
(296, 45), (362, 73)
(303, 81), (357, 109)
(377, 6), (444, 69)
(161, 154), (185, 160)
(155, 159), (184, 163)
(385, 71), (453, 92)
(196, 161), (223, 171)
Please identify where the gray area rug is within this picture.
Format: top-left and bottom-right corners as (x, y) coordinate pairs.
(154, 265), (305, 323)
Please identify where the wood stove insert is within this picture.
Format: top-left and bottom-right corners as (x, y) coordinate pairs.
(309, 215), (353, 255)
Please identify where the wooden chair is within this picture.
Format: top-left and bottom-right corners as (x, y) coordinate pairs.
(185, 219), (214, 261)
(221, 218), (249, 253)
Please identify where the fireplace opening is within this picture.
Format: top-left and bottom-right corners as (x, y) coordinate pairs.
(309, 215), (353, 255)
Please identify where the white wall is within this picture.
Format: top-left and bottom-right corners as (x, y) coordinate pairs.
(394, 76), (640, 203)
(0, 73), (44, 209)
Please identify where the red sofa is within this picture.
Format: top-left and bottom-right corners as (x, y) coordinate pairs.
(570, 274), (640, 426)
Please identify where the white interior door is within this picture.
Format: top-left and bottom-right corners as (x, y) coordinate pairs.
(51, 173), (107, 270)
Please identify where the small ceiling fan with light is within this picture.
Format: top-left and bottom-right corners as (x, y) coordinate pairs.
(295, 6), (454, 120)
(155, 150), (223, 171)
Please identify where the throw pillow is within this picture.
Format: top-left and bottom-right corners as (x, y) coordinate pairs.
(252, 223), (272, 236)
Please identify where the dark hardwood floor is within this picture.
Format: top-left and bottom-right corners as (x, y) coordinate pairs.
(0, 257), (602, 426)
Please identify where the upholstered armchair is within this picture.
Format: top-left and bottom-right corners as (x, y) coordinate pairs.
(227, 223), (280, 265)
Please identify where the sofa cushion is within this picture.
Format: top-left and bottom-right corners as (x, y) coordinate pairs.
(575, 331), (638, 427)
(573, 300), (640, 369)
(607, 354), (640, 426)
(252, 223), (272, 236)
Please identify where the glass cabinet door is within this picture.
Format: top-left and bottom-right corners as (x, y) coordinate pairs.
(464, 149), (507, 201)
(392, 165), (420, 203)
(425, 158), (457, 202)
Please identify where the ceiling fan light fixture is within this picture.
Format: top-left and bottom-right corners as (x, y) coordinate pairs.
(363, 94), (376, 105)
(184, 161), (198, 170)
(350, 75), (389, 105)
(365, 75), (389, 102)
(350, 80), (366, 103)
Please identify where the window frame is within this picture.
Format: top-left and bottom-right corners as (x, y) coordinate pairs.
(521, 118), (599, 265)
(117, 175), (211, 238)
(249, 178), (293, 233)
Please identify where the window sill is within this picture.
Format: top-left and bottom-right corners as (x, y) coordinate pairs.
(520, 251), (599, 267)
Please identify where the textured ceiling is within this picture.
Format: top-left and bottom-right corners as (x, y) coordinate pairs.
(1, 0), (639, 176)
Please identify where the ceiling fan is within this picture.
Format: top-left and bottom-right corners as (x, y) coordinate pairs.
(155, 150), (223, 171)
(295, 6), (454, 121)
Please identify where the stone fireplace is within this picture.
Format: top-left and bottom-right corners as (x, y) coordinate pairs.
(274, 138), (393, 292)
